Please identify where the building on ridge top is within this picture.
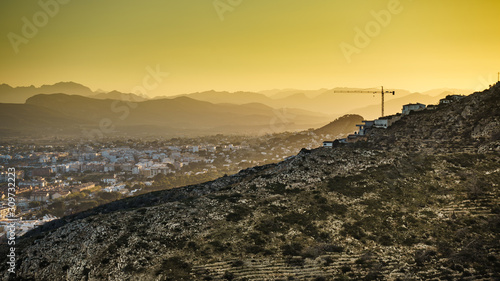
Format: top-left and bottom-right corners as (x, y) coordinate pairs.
(323, 101), (432, 147)
(439, 95), (464, 105)
(402, 103), (426, 115)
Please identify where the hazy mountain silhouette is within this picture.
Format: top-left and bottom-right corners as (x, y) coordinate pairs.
(90, 90), (146, 102)
(173, 90), (273, 105)
(179, 88), (419, 116)
(258, 88), (330, 99)
(0, 81), (472, 139)
(348, 92), (452, 120)
(0, 103), (86, 136)
(420, 88), (472, 97)
(0, 94), (333, 137)
(0, 82), (145, 104)
(293, 88), (411, 115)
(313, 114), (363, 136)
(0, 82), (95, 103)
(1, 82), (471, 119)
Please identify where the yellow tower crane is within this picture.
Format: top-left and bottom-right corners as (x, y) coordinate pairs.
(334, 86), (395, 117)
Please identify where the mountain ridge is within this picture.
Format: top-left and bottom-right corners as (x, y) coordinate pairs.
(1, 83), (471, 119)
(0, 82), (142, 104)
(0, 93), (333, 137)
(2, 84), (499, 280)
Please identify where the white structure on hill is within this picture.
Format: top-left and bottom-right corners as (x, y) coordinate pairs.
(402, 103), (426, 115)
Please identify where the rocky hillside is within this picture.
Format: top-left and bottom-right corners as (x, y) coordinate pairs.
(313, 114), (363, 136)
(2, 84), (500, 280)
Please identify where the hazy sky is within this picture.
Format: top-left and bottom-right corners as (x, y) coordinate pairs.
(1, 0), (499, 96)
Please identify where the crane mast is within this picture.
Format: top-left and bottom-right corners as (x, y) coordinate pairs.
(334, 86), (395, 117)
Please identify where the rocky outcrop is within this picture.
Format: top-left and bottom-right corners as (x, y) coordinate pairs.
(2, 84), (500, 280)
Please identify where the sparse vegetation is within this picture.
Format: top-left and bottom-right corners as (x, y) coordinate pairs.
(3, 84), (500, 280)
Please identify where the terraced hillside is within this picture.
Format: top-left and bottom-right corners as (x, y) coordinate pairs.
(1, 84), (500, 280)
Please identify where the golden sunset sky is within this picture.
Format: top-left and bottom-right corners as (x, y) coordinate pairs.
(0, 0), (499, 96)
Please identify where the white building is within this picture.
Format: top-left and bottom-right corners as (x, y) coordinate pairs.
(51, 191), (71, 199)
(402, 103), (426, 115)
(162, 158), (174, 165)
(30, 191), (50, 202)
(55, 164), (69, 173)
(39, 155), (50, 163)
(102, 175), (117, 185)
(104, 184), (126, 192)
(132, 165), (141, 175)
(140, 165), (173, 178)
(323, 141), (335, 148)
(374, 119), (390, 128)
(19, 180), (47, 188)
(439, 95), (464, 105)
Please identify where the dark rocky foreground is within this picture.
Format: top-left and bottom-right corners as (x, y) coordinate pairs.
(1, 84), (500, 280)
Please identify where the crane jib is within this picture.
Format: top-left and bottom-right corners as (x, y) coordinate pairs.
(332, 86), (395, 117)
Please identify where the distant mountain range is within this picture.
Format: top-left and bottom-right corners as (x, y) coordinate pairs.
(258, 88), (330, 99)
(1, 82), (471, 113)
(153, 87), (473, 118)
(420, 88), (472, 97)
(167, 88), (426, 117)
(173, 88), (468, 119)
(0, 82), (145, 104)
(0, 82), (475, 137)
(0, 93), (332, 137)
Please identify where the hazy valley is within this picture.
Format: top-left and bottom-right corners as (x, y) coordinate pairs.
(0, 82), (469, 138)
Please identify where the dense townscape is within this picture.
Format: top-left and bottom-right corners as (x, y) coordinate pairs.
(0, 117), (359, 240)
